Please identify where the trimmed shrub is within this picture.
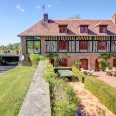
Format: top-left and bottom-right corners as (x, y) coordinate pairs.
(84, 76), (116, 114)
(29, 53), (40, 65)
(72, 67), (85, 83)
(29, 53), (46, 65)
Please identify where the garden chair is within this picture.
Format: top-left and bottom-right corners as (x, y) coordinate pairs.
(87, 70), (94, 76)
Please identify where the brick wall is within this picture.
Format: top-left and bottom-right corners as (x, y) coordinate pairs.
(20, 36), (115, 69)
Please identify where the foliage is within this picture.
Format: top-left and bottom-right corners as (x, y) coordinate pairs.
(98, 53), (116, 71)
(39, 55), (46, 61)
(99, 53), (112, 60)
(29, 53), (40, 65)
(46, 53), (55, 59)
(43, 60), (80, 116)
(72, 60), (81, 69)
(84, 76), (116, 115)
(0, 43), (21, 54)
(98, 58), (107, 71)
(0, 66), (37, 116)
(62, 53), (71, 59)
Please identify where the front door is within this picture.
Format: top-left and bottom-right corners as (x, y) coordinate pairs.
(95, 59), (100, 71)
(80, 59), (88, 70)
(60, 58), (67, 67)
(113, 59), (116, 67)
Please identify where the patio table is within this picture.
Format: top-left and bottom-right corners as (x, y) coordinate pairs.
(105, 70), (116, 76)
(57, 70), (74, 77)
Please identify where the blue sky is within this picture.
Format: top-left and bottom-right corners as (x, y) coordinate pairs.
(0, 0), (116, 45)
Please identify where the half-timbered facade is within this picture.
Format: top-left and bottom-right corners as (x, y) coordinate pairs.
(18, 13), (116, 70)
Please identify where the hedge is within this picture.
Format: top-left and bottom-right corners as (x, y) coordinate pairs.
(43, 61), (80, 116)
(72, 67), (86, 83)
(84, 76), (116, 114)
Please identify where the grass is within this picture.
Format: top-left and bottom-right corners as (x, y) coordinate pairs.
(0, 66), (37, 116)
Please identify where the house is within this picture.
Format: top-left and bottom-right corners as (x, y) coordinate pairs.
(18, 13), (116, 70)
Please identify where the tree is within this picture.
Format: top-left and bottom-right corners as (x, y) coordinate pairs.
(6, 43), (12, 49)
(67, 14), (81, 19)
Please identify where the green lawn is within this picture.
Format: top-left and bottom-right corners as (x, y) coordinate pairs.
(0, 66), (37, 116)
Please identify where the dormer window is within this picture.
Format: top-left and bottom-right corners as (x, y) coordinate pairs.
(59, 26), (67, 33)
(80, 26), (88, 33)
(99, 26), (107, 33)
(78, 24), (89, 33)
(58, 24), (68, 33)
(95, 21), (108, 33)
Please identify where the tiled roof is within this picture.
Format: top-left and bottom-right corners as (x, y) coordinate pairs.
(18, 19), (116, 36)
(95, 20), (108, 27)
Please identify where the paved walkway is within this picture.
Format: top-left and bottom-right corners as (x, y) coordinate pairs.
(68, 82), (116, 116)
(93, 71), (116, 87)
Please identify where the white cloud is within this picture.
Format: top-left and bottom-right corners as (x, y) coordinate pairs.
(56, 0), (59, 2)
(48, 4), (52, 8)
(16, 4), (25, 12)
(36, 5), (41, 9)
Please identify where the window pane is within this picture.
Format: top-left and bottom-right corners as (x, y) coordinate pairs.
(100, 27), (107, 33)
(33, 41), (40, 53)
(34, 37), (40, 40)
(59, 27), (67, 33)
(98, 41), (106, 50)
(80, 41), (88, 50)
(27, 41), (33, 53)
(26, 37), (33, 40)
(58, 40), (68, 52)
(80, 27), (88, 33)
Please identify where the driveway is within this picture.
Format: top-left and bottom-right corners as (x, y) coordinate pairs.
(0, 66), (16, 74)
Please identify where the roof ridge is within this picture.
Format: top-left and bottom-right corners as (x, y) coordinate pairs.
(49, 19), (111, 21)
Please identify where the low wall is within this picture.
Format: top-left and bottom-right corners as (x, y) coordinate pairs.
(18, 61), (51, 116)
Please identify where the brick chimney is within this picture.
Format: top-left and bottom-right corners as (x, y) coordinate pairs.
(44, 13), (48, 23)
(112, 13), (116, 24)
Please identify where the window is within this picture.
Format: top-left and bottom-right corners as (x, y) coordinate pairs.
(26, 37), (41, 54)
(80, 26), (88, 33)
(98, 40), (106, 50)
(80, 40), (88, 50)
(58, 40), (68, 50)
(59, 26), (67, 33)
(99, 26), (107, 33)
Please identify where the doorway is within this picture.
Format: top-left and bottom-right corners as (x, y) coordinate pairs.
(80, 59), (88, 70)
(95, 59), (100, 71)
(113, 59), (116, 67)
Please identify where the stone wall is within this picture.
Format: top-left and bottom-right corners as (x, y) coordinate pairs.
(18, 61), (51, 116)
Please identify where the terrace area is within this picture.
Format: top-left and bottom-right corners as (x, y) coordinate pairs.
(93, 71), (116, 87)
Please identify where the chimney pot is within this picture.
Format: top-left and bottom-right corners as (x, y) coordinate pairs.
(44, 13), (48, 23)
